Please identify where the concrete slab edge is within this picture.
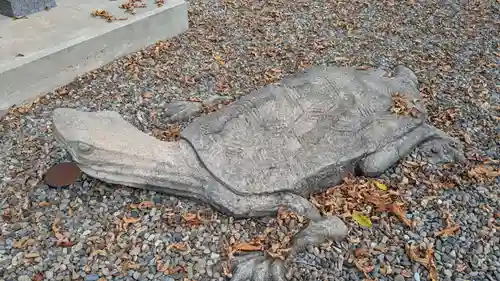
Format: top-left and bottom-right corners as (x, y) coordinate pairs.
(0, 0), (188, 112)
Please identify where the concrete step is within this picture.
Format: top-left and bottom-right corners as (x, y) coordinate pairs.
(0, 0), (188, 112)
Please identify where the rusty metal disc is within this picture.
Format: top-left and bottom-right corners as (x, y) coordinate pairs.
(44, 162), (81, 188)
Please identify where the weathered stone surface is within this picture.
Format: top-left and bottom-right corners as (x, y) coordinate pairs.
(0, 0), (56, 18)
(164, 101), (202, 123)
(52, 65), (463, 281)
(181, 65), (463, 197)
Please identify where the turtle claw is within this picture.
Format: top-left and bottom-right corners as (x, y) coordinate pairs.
(419, 137), (465, 165)
(230, 253), (287, 281)
(288, 216), (348, 257)
(229, 216), (348, 281)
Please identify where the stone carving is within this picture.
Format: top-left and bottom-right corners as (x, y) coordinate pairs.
(164, 100), (203, 122)
(0, 0), (57, 18)
(52, 65), (464, 281)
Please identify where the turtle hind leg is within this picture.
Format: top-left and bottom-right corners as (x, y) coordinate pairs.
(228, 215), (348, 281)
(224, 192), (348, 281)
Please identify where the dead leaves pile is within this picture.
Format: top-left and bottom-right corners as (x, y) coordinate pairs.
(120, 0), (147, 14)
(311, 175), (414, 228)
(91, 9), (128, 22)
(221, 208), (308, 277)
(309, 175), (451, 280)
(92, 0), (165, 22)
(390, 92), (421, 117)
(153, 124), (181, 141)
(467, 163), (500, 183)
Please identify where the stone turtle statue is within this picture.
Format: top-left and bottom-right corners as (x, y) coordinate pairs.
(52, 65), (463, 281)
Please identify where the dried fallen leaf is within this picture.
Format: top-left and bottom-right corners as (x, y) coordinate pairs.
(38, 201), (51, 207)
(129, 201), (154, 209)
(372, 180), (388, 191)
(222, 261), (233, 278)
(406, 244), (428, 265)
(32, 272), (44, 281)
(435, 224), (460, 237)
(352, 212), (373, 228)
(354, 246), (369, 258)
(122, 216), (140, 231)
(121, 261), (140, 271)
(25, 252), (40, 258)
(468, 165), (500, 182)
(182, 212), (204, 226)
(57, 241), (75, 248)
(230, 242), (262, 252)
(167, 242), (189, 252)
(406, 244), (438, 281)
(214, 54), (225, 66)
(90, 249), (107, 258)
(227, 236), (265, 259)
(390, 92), (420, 117)
(51, 218), (61, 233)
(142, 92), (154, 98)
(13, 237), (34, 249)
(377, 203), (413, 227)
(427, 247), (439, 281)
(91, 9), (127, 22)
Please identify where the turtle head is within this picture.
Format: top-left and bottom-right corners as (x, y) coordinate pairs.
(52, 108), (137, 162)
(51, 108), (174, 184)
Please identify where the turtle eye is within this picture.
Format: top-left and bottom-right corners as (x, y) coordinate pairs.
(76, 142), (93, 154)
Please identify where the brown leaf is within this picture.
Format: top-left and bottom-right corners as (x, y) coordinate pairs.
(182, 212), (204, 226)
(38, 201), (51, 207)
(377, 203), (413, 227)
(32, 272), (44, 281)
(142, 92), (154, 98)
(463, 133), (473, 144)
(54, 232), (66, 241)
(25, 252), (40, 258)
(468, 165), (500, 182)
(231, 242), (262, 252)
(435, 224), (460, 237)
(51, 218), (61, 233)
(57, 241), (75, 248)
(90, 249), (107, 258)
(354, 246), (369, 258)
(427, 247), (439, 281)
(167, 242), (189, 252)
(227, 236), (265, 259)
(222, 261), (233, 278)
(129, 201), (154, 209)
(122, 261), (140, 271)
(122, 216), (140, 231)
(13, 237), (34, 249)
(354, 258), (375, 279)
(406, 244), (439, 281)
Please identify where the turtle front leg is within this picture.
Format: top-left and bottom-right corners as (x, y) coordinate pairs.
(358, 124), (465, 177)
(226, 193), (348, 281)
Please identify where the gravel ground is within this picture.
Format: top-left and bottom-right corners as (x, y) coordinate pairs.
(1, 0), (499, 281)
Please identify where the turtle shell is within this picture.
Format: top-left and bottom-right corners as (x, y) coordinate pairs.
(181, 66), (424, 196)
